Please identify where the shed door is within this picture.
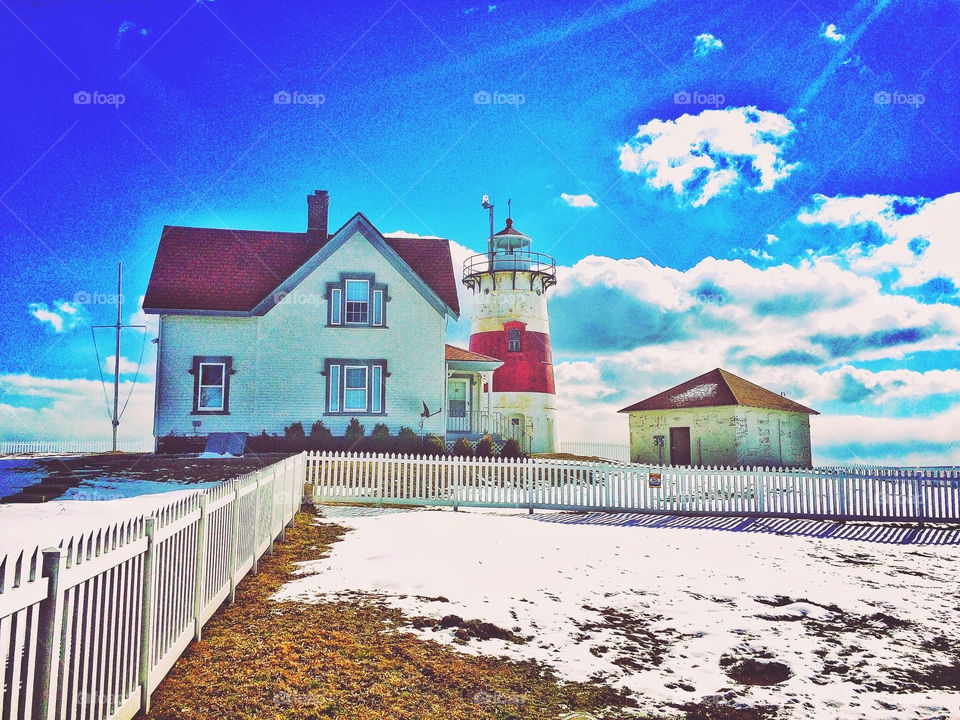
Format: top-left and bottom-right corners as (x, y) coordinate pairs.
(669, 427), (691, 466)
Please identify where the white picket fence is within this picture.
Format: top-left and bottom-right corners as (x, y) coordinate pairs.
(558, 441), (631, 463)
(0, 452), (305, 720)
(306, 452), (960, 523)
(0, 440), (155, 456)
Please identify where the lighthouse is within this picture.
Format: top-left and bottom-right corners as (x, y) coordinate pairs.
(463, 200), (558, 453)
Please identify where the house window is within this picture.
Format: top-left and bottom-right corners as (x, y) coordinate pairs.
(190, 356), (233, 414)
(325, 359), (387, 414)
(344, 366), (368, 411)
(330, 288), (342, 325)
(508, 328), (521, 352)
(373, 289), (384, 326)
(345, 279), (369, 324)
(327, 274), (388, 327)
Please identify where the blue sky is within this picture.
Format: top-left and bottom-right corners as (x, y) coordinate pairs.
(1, 0), (959, 464)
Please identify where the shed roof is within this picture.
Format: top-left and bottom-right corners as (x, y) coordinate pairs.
(444, 345), (500, 362)
(618, 368), (818, 415)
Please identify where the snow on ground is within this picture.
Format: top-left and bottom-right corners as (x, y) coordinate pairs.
(276, 507), (960, 720)
(0, 490), (199, 554)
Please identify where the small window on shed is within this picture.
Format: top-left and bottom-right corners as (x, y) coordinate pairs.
(507, 328), (521, 352)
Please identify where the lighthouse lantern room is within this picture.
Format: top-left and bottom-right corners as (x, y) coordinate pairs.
(462, 199), (559, 453)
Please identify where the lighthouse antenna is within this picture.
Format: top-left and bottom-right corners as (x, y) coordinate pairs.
(507, 198), (511, 218)
(481, 193), (494, 265)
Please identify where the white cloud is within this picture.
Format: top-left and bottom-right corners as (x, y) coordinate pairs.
(799, 192), (960, 292)
(28, 301), (86, 333)
(820, 23), (846, 43)
(693, 33), (723, 57)
(547, 252), (960, 464)
(560, 192), (598, 208)
(765, 234), (779, 245)
(0, 373), (154, 442)
(383, 230), (444, 239)
(103, 355), (148, 377)
(618, 107), (799, 207)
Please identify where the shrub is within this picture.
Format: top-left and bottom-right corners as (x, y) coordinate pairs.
(283, 422), (306, 449)
(344, 418), (365, 451)
(474, 435), (495, 458)
(368, 423), (393, 453)
(396, 427), (421, 455)
(500, 438), (525, 459)
(421, 433), (446, 457)
(451, 437), (474, 457)
(308, 420), (334, 451)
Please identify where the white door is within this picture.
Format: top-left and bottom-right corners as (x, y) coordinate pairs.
(447, 379), (471, 431)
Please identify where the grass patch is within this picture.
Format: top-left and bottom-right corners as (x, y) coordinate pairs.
(142, 508), (649, 720)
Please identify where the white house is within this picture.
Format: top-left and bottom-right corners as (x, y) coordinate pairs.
(143, 190), (524, 452)
(619, 368), (818, 468)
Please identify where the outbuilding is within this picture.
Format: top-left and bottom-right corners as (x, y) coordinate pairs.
(618, 368), (818, 468)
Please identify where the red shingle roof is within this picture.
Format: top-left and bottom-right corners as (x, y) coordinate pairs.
(444, 344), (500, 362)
(143, 217), (460, 315)
(618, 368), (818, 415)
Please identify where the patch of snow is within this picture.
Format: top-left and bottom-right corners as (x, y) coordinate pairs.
(0, 490), (198, 554)
(669, 383), (718, 406)
(276, 507), (960, 719)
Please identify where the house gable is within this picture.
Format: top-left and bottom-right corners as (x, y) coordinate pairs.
(143, 212), (460, 319)
(253, 213), (458, 320)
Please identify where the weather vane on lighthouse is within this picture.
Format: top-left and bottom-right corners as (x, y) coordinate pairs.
(462, 194), (559, 453)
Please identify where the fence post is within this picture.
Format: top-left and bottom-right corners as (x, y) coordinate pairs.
(252, 473), (263, 573)
(33, 547), (65, 720)
(228, 481), (241, 604)
(193, 494), (209, 642)
(139, 517), (157, 715)
(376, 453), (384, 510)
(915, 473), (926, 526)
(452, 457), (459, 512)
(527, 459), (533, 514)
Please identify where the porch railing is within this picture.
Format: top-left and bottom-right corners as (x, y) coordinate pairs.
(447, 410), (531, 453)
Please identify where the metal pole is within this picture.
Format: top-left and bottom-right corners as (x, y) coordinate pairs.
(487, 203), (494, 266)
(112, 262), (122, 452)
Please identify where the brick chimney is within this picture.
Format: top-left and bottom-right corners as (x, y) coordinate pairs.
(307, 190), (329, 241)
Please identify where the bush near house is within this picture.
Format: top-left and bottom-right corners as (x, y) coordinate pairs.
(422, 434), (447, 456)
(500, 438), (525, 459)
(450, 437), (474, 457)
(284, 422), (306, 443)
(396, 426), (422, 455)
(368, 423), (393, 452)
(344, 418), (366, 451)
(308, 420), (335, 451)
(474, 435), (495, 458)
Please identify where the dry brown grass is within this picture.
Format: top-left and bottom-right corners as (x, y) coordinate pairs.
(141, 508), (650, 720)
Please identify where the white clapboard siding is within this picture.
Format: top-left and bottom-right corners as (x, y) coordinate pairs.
(306, 451), (960, 524)
(0, 452), (305, 720)
(0, 440), (155, 456)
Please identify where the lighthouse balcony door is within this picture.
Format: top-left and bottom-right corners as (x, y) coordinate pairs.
(447, 378), (472, 433)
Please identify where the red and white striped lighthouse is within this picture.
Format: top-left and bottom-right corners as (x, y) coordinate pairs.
(463, 210), (558, 452)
